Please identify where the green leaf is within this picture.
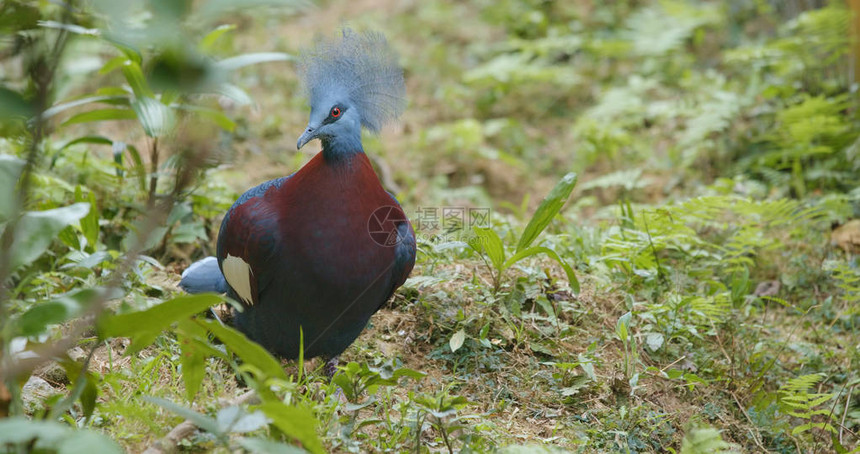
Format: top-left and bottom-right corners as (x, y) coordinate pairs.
(0, 154), (25, 222)
(198, 319), (288, 382)
(43, 95), (128, 119)
(200, 24), (237, 52)
(16, 288), (101, 337)
(9, 203), (90, 271)
(121, 223), (168, 252)
(238, 438), (308, 454)
(79, 374), (99, 420)
(683, 373), (706, 388)
(216, 406), (268, 433)
(59, 430), (123, 454)
(92, 86), (130, 97)
(616, 311), (631, 342)
(144, 396), (224, 438)
(37, 20), (99, 36)
(147, 51), (213, 93)
(471, 226), (506, 271)
(131, 97), (176, 138)
(680, 424), (737, 454)
(125, 144), (147, 191)
(645, 332), (664, 351)
(516, 172), (577, 253)
(215, 52), (293, 71)
(62, 108), (137, 126)
(0, 86), (34, 118)
(115, 44), (143, 66)
(120, 60), (154, 99)
(176, 319), (208, 402)
(392, 367), (426, 380)
(58, 225), (81, 250)
(0, 2), (39, 30)
(449, 328), (466, 352)
(99, 55), (128, 75)
(258, 401), (324, 454)
(503, 246), (579, 294)
(198, 0), (310, 20)
(98, 294), (221, 354)
(74, 187), (99, 251)
(217, 83), (254, 106)
(330, 374), (355, 402)
(176, 104), (235, 132)
(59, 135), (114, 151)
(149, 0), (192, 21)
(71, 251), (111, 269)
(579, 359), (596, 381)
(0, 418), (68, 445)
(0, 418), (121, 454)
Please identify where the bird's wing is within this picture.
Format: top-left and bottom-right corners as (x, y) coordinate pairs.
(392, 220), (416, 288)
(179, 256), (229, 294)
(379, 192), (416, 309)
(216, 175), (292, 307)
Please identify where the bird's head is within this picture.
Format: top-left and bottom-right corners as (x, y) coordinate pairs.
(296, 29), (405, 152)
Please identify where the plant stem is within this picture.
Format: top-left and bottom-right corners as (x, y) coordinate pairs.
(413, 411), (424, 454)
(0, 3), (76, 419)
(436, 417), (453, 454)
(148, 137), (159, 207)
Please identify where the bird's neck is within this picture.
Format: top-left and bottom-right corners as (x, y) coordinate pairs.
(321, 133), (364, 163)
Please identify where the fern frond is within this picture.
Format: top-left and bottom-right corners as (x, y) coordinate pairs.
(626, 0), (722, 57)
(680, 424), (740, 454)
(780, 373), (824, 393)
(689, 294), (731, 323)
(777, 373), (836, 435)
(829, 262), (860, 307)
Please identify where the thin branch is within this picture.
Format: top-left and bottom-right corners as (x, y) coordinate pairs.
(839, 384), (855, 445)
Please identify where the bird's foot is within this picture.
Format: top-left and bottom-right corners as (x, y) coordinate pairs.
(324, 356), (340, 380)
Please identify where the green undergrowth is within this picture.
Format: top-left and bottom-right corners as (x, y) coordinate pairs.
(1, 0), (859, 453)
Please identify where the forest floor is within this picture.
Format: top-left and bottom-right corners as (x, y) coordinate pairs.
(11, 0), (859, 453)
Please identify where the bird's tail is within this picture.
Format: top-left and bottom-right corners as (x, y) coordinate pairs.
(179, 256), (228, 294)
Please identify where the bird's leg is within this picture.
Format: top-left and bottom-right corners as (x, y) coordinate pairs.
(324, 356), (340, 379)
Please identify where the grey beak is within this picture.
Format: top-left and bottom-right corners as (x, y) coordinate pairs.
(296, 126), (316, 150)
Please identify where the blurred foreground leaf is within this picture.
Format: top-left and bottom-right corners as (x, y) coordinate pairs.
(9, 203), (90, 271)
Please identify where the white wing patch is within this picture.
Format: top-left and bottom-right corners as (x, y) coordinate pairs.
(222, 254), (255, 305)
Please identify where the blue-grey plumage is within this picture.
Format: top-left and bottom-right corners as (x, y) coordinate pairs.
(179, 256), (228, 294)
(296, 29), (405, 152)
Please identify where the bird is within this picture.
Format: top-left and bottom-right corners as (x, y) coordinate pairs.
(179, 29), (415, 375)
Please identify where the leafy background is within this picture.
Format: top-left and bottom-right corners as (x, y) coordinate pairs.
(0, 0), (858, 452)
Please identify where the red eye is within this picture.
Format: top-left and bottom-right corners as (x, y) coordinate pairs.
(330, 107), (341, 118)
